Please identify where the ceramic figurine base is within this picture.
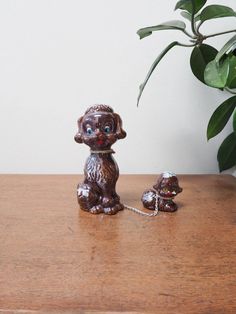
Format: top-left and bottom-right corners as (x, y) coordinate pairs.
(74, 104), (126, 215)
(142, 172), (182, 212)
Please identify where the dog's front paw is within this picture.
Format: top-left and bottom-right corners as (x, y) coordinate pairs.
(103, 203), (124, 215)
(90, 205), (104, 214)
(159, 199), (177, 212)
(101, 196), (114, 208)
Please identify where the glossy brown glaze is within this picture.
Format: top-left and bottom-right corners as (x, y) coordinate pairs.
(74, 104), (126, 215)
(142, 172), (182, 212)
(141, 189), (157, 210)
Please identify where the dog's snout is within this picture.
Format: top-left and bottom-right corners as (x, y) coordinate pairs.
(95, 128), (101, 135)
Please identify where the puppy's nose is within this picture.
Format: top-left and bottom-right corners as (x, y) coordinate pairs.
(95, 129), (103, 138)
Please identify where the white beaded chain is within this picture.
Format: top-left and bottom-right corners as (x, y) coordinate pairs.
(124, 194), (159, 217)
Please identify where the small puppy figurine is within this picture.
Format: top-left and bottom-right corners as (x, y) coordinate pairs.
(142, 172), (182, 212)
(74, 105), (126, 215)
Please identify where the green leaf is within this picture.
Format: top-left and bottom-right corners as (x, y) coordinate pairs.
(200, 5), (236, 23)
(204, 57), (230, 88)
(137, 20), (186, 40)
(233, 110), (236, 132)
(217, 132), (236, 171)
(215, 35), (236, 63)
(175, 0), (207, 14)
(207, 96), (236, 140)
(226, 55), (236, 88)
(137, 41), (179, 106)
(181, 11), (201, 22)
(190, 44), (218, 84)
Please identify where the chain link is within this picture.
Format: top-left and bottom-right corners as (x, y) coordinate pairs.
(124, 194), (159, 217)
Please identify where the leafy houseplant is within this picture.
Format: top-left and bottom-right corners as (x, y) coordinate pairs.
(137, 0), (236, 172)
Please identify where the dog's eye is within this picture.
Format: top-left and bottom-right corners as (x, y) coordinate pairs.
(104, 126), (111, 134)
(86, 127), (93, 135)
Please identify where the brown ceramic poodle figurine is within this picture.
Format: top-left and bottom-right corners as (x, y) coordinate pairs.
(142, 172), (182, 212)
(74, 105), (126, 215)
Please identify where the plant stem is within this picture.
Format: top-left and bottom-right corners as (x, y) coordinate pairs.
(204, 29), (236, 39)
(190, 0), (198, 36)
(225, 87), (236, 94)
(137, 41), (196, 106)
(178, 42), (196, 47)
(196, 21), (204, 35)
(183, 29), (197, 39)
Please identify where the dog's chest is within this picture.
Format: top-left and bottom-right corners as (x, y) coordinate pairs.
(85, 154), (118, 185)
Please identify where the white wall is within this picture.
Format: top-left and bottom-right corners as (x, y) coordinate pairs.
(0, 0), (235, 174)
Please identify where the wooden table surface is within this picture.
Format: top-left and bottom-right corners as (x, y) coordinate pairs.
(0, 174), (235, 314)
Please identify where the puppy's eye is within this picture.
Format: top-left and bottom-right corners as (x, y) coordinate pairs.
(86, 127), (93, 135)
(104, 126), (111, 134)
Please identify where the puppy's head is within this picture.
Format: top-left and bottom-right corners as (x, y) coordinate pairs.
(153, 172), (182, 198)
(74, 105), (126, 150)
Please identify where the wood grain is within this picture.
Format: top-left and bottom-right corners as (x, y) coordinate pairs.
(0, 174), (235, 314)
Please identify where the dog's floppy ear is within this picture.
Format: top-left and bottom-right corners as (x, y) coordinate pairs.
(74, 117), (84, 143)
(114, 113), (126, 139)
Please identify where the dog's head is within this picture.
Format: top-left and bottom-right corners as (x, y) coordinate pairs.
(153, 172), (182, 199)
(74, 105), (126, 150)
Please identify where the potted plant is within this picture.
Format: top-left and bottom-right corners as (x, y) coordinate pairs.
(137, 0), (236, 172)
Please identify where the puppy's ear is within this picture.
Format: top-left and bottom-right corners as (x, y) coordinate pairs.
(114, 113), (126, 139)
(74, 117), (84, 143)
